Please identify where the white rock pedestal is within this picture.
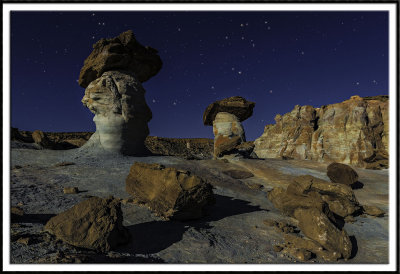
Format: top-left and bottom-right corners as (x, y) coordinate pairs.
(81, 70), (152, 155)
(212, 112), (246, 158)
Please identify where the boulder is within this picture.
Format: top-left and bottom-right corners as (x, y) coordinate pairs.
(203, 96), (255, 126)
(125, 162), (215, 220)
(294, 207), (352, 259)
(272, 175), (360, 219)
(254, 95), (389, 168)
(327, 163), (359, 185)
(44, 196), (130, 252)
(78, 30), (162, 88)
(362, 205), (385, 217)
(81, 70), (152, 155)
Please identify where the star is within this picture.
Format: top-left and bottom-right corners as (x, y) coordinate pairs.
(231, 67), (235, 71)
(356, 82), (360, 85)
(267, 26), (271, 30)
(238, 71), (242, 75)
(225, 36), (229, 39)
(241, 36), (245, 40)
(173, 102), (177, 106)
(240, 23), (244, 27)
(152, 99), (156, 103)
(92, 13), (96, 16)
(372, 80), (378, 84)
(177, 27), (181, 32)
(269, 90), (273, 94)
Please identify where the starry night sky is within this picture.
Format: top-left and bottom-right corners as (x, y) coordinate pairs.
(10, 11), (388, 140)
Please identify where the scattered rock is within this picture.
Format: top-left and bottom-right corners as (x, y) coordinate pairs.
(78, 30), (162, 88)
(245, 182), (264, 190)
(55, 162), (76, 167)
(327, 163), (359, 186)
(12, 165), (23, 170)
(283, 247), (312, 262)
(63, 187), (79, 194)
(273, 245), (284, 252)
(44, 196), (130, 252)
(294, 207), (352, 259)
(362, 205), (385, 217)
(125, 162), (215, 220)
(223, 169), (254, 179)
(11, 206), (24, 219)
(17, 237), (33, 245)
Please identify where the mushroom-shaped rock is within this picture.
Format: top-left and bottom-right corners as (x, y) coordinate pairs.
(203, 96), (255, 126)
(78, 30), (162, 88)
(203, 96), (255, 158)
(81, 70), (152, 155)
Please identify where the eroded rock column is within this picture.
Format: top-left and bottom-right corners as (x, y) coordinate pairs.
(78, 30), (162, 155)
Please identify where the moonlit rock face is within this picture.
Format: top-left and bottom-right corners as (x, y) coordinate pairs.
(254, 96), (389, 168)
(81, 70), (152, 155)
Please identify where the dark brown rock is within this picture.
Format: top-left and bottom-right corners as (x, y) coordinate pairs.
(44, 196), (130, 252)
(63, 187), (79, 194)
(78, 30), (162, 88)
(203, 96), (255, 126)
(125, 162), (215, 220)
(327, 162), (359, 185)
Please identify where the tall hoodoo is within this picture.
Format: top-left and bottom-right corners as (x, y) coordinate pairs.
(203, 96), (255, 158)
(79, 30), (162, 155)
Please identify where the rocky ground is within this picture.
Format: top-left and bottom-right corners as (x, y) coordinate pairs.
(9, 143), (388, 264)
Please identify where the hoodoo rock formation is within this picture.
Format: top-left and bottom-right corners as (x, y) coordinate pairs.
(203, 96), (255, 158)
(79, 30), (162, 155)
(254, 95), (389, 168)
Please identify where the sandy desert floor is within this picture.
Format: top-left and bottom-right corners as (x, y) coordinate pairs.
(9, 145), (388, 264)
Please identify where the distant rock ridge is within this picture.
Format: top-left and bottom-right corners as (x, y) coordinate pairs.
(254, 95), (388, 168)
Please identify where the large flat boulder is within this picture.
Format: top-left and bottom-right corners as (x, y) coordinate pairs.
(44, 196), (130, 252)
(203, 96), (255, 126)
(125, 162), (215, 220)
(78, 30), (162, 88)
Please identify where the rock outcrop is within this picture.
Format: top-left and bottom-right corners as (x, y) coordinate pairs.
(254, 95), (389, 168)
(44, 196), (130, 252)
(78, 30), (162, 88)
(203, 96), (255, 158)
(79, 30), (161, 155)
(125, 162), (215, 220)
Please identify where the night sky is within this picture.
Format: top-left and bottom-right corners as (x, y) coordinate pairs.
(10, 11), (388, 140)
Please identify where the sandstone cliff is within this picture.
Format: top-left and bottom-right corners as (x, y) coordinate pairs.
(254, 95), (388, 168)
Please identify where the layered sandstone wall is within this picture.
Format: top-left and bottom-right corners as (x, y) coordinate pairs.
(254, 95), (388, 168)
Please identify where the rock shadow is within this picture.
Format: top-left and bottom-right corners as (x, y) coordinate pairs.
(349, 235), (358, 259)
(351, 181), (364, 190)
(12, 213), (56, 224)
(119, 194), (264, 255)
